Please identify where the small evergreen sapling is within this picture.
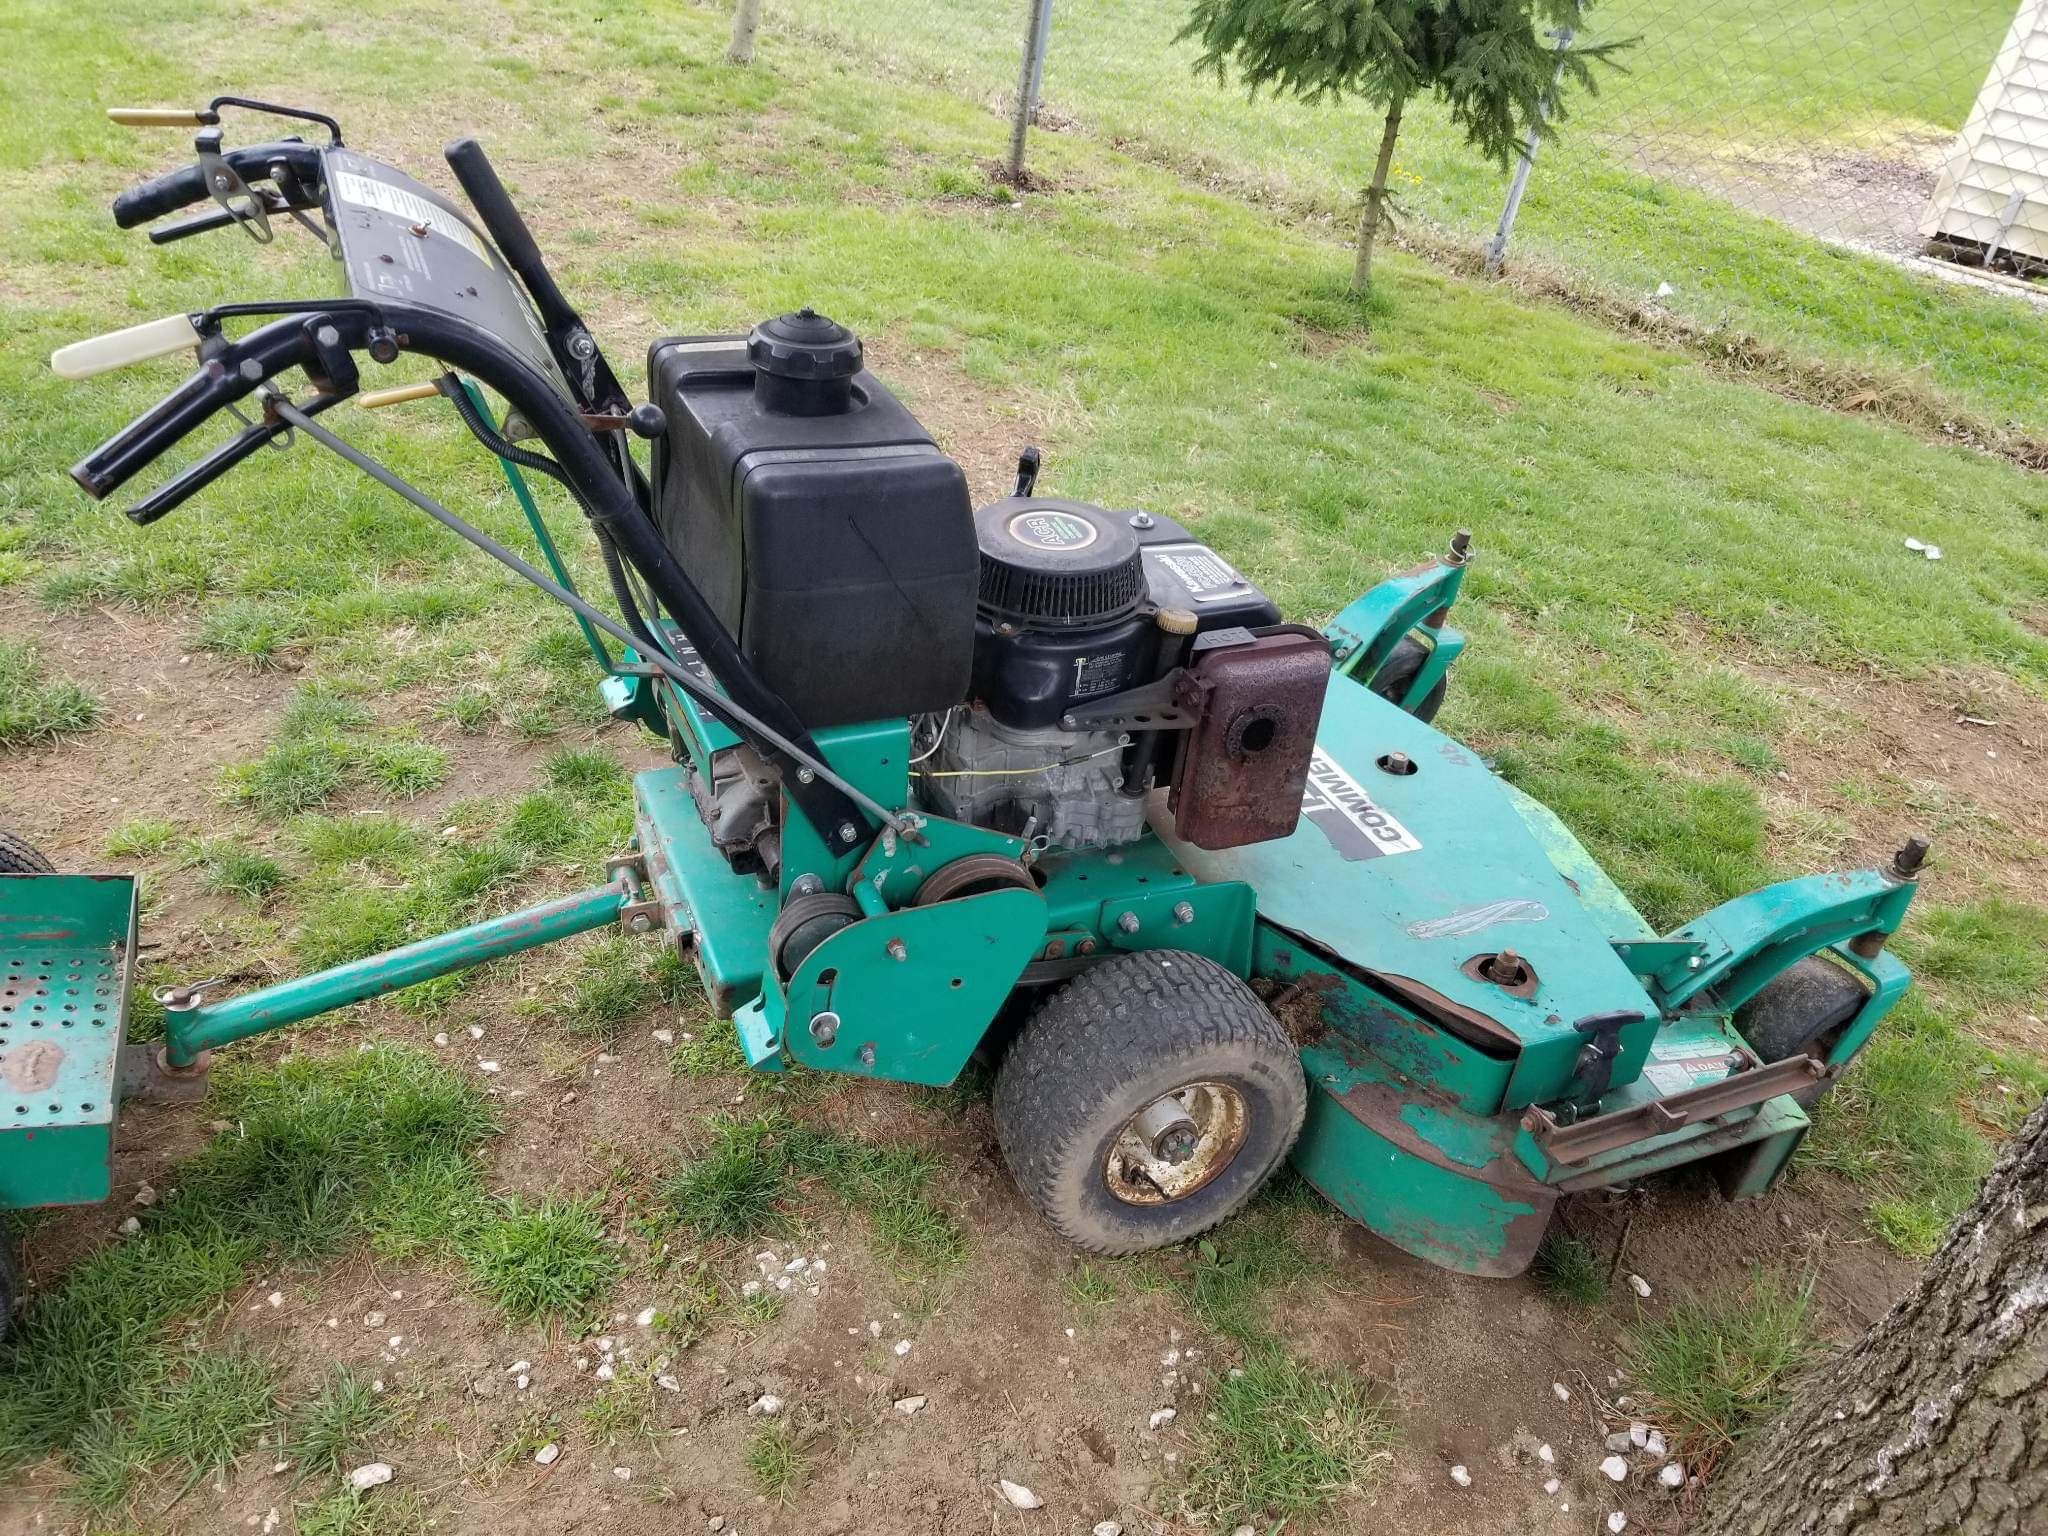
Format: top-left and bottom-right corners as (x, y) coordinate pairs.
(1181, 0), (1626, 291)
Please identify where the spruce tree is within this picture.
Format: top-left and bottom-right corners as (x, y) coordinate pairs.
(1181, 1), (1624, 291)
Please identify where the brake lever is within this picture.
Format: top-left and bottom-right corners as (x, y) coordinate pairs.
(146, 193), (290, 246)
(125, 389), (347, 525)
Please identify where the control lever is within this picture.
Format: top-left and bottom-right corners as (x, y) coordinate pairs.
(147, 194), (289, 245)
(50, 314), (203, 380)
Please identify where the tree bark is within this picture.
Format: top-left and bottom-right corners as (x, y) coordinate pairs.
(725, 0), (762, 65)
(1353, 96), (1405, 294)
(1699, 1094), (2048, 1535)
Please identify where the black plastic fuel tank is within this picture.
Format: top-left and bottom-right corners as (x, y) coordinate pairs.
(648, 311), (977, 728)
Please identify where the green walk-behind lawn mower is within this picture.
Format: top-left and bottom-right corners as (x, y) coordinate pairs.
(2, 98), (1928, 1325)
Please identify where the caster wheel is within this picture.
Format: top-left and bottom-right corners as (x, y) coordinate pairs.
(1733, 956), (1870, 1109)
(1367, 636), (1447, 723)
(994, 950), (1306, 1255)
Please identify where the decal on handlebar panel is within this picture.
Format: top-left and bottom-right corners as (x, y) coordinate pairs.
(332, 170), (487, 262)
(322, 147), (569, 399)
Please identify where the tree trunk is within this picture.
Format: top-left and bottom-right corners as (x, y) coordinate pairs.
(1353, 96), (1405, 294)
(725, 0), (762, 65)
(1699, 1094), (2048, 1535)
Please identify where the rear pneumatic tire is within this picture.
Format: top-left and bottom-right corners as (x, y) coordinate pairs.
(993, 950), (1307, 1255)
(0, 832), (55, 875)
(1368, 636), (1447, 724)
(1734, 956), (1870, 1109)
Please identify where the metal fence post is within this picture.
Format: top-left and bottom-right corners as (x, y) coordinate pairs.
(1028, 0), (1055, 115)
(1484, 27), (1573, 276)
(1007, 0), (1054, 180)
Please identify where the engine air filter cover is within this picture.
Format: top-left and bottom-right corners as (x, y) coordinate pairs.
(975, 497), (1146, 629)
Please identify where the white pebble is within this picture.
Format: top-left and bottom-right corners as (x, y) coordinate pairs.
(1149, 1408), (1177, 1430)
(1449, 1464), (1472, 1487)
(1630, 1421), (1649, 1447)
(613, 1466), (632, 1481)
(652, 1029), (675, 1045)
(775, 1276), (792, 1291)
(133, 1182), (157, 1207)
(467, 1025), (484, 1039)
(635, 1307), (657, 1327)
(118, 1216), (141, 1235)
(268, 1292), (284, 1308)
(533, 1443), (559, 1465)
(755, 1251), (779, 1267)
(1645, 1429), (1668, 1460)
(895, 1395), (928, 1415)
(893, 1339), (912, 1357)
(996, 1480), (1042, 1510)
(477, 1059), (501, 1074)
(1544, 1478), (1561, 1495)
(364, 1311), (386, 1327)
(1537, 1443), (1555, 1465)
(1601, 1454), (1630, 1482)
(750, 1394), (783, 1416)
(432, 1032), (449, 1048)
(1627, 1273), (1652, 1298)
(506, 1359), (532, 1374)
(658, 1375), (682, 1392)
(1093, 1524), (1122, 1536)
(868, 1321), (883, 1337)
(742, 1280), (762, 1298)
(1659, 1462), (1686, 1488)
(516, 1375), (530, 1391)
(784, 1256), (809, 1274)
(1608, 1514), (1628, 1534)
(347, 1463), (393, 1492)
(1552, 1381), (1571, 1403)
(595, 1363), (615, 1382)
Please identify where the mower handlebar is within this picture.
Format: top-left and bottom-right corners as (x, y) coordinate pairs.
(110, 139), (323, 229)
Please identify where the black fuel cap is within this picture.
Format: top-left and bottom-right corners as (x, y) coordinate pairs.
(747, 308), (862, 415)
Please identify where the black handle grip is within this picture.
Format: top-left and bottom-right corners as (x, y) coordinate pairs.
(112, 164), (208, 229)
(443, 137), (580, 335)
(110, 140), (321, 229)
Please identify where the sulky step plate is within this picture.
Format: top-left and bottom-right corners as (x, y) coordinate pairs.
(1, 874), (138, 1209)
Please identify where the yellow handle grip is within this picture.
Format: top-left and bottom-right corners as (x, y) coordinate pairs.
(107, 107), (209, 127)
(356, 381), (443, 410)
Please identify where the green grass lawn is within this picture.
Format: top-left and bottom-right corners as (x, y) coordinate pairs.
(770, 0), (2047, 434)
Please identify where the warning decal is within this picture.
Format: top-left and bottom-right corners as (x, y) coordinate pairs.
(332, 170), (488, 262)
(1301, 749), (1422, 861)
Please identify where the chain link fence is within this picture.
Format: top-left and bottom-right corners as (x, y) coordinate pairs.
(753, 0), (2048, 435)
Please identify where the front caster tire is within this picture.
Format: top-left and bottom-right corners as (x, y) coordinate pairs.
(993, 950), (1307, 1255)
(1367, 636), (1447, 724)
(1733, 955), (1870, 1109)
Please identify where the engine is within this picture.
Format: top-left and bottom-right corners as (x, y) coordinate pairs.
(918, 495), (1302, 851)
(647, 310), (1328, 872)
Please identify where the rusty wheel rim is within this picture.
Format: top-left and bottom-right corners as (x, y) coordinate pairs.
(1103, 1081), (1249, 1206)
